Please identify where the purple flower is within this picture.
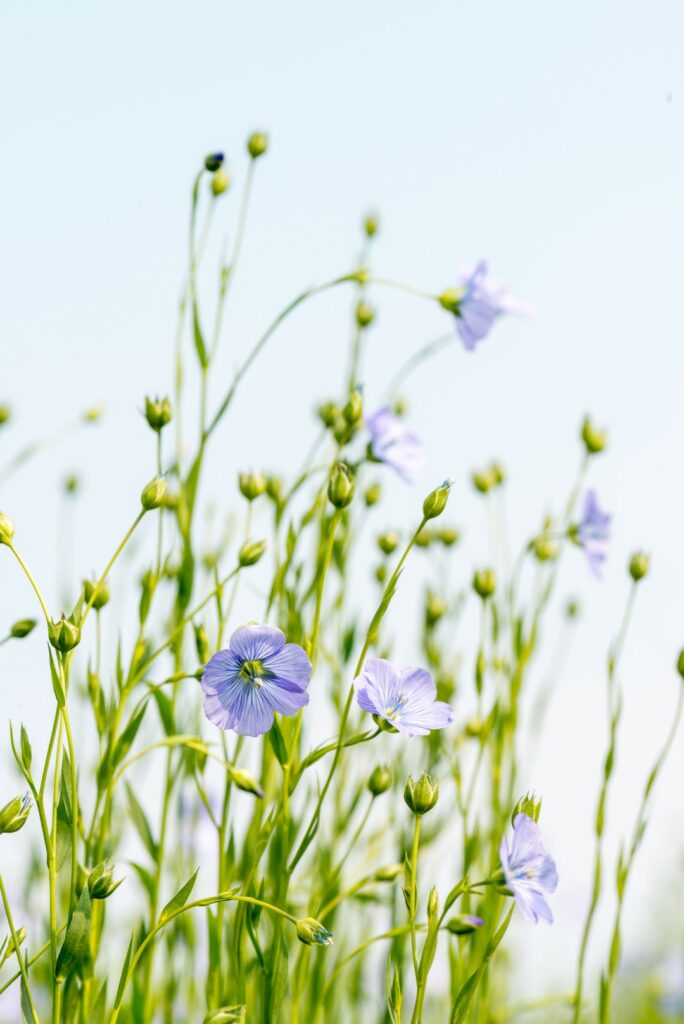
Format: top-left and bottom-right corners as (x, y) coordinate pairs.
(499, 814), (559, 924)
(574, 489), (611, 577)
(201, 624), (311, 737)
(366, 407), (426, 483)
(448, 261), (531, 351)
(353, 658), (453, 736)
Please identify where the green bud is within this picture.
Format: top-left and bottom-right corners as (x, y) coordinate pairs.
(629, 552), (650, 582)
(161, 489), (178, 512)
(84, 578), (109, 610)
(211, 169), (231, 196)
(364, 482), (381, 507)
(204, 152), (224, 172)
(393, 396), (407, 416)
(677, 649), (684, 680)
(144, 395), (172, 432)
(423, 481), (451, 521)
(425, 593), (446, 627)
(566, 598), (580, 620)
(0, 513), (15, 546)
(238, 472), (267, 501)
(472, 568), (496, 600)
(428, 886), (440, 921)
(266, 476), (284, 502)
(368, 764), (392, 796)
(83, 406), (103, 423)
(64, 474), (80, 495)
(0, 405), (10, 426)
(374, 863), (403, 882)
(511, 790), (542, 824)
(490, 461), (506, 487)
(377, 531), (400, 556)
(0, 794), (31, 835)
(88, 862), (121, 900)
(239, 539), (267, 567)
(141, 476), (167, 511)
(414, 528), (433, 548)
(472, 469), (494, 494)
(532, 535), (559, 562)
(581, 416), (607, 455)
(328, 463), (355, 509)
(247, 131), (269, 159)
(229, 768), (264, 798)
(438, 525), (459, 547)
(343, 390), (363, 425)
(10, 619), (37, 639)
(49, 615), (80, 652)
(404, 772), (439, 816)
(194, 623), (209, 665)
(0, 926), (27, 966)
(445, 914), (484, 935)
(363, 212), (379, 237)
(375, 564), (387, 584)
(356, 301), (375, 328)
(295, 917), (333, 947)
(317, 401), (340, 429)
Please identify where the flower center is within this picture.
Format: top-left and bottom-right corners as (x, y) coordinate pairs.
(383, 693), (407, 721)
(239, 659), (267, 688)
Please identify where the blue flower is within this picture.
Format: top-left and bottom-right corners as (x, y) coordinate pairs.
(573, 489), (611, 577)
(499, 814), (558, 924)
(201, 624), (311, 736)
(366, 407), (426, 483)
(445, 261), (531, 351)
(354, 658), (453, 736)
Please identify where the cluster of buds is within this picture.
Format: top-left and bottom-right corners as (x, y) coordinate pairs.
(318, 389), (365, 447)
(471, 461), (506, 494)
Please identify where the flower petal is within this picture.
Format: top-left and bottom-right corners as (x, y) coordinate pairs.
(230, 624), (285, 662)
(264, 642), (312, 690)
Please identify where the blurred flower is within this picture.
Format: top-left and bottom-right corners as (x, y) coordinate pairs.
(353, 658), (453, 736)
(201, 625), (311, 737)
(439, 261), (530, 351)
(571, 489), (611, 577)
(499, 813), (558, 924)
(366, 407), (425, 484)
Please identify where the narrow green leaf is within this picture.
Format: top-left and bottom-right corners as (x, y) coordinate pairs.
(159, 867), (199, 923)
(56, 885), (91, 980)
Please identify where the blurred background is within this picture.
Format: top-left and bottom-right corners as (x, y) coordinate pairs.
(1, 0), (683, 1009)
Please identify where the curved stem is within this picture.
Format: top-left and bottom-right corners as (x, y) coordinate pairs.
(7, 545), (51, 626)
(82, 512), (146, 625)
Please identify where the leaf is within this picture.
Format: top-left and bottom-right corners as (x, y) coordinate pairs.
(159, 868), (199, 923)
(56, 884), (91, 980)
(153, 688), (176, 737)
(20, 980), (38, 1024)
(48, 647), (66, 707)
(125, 782), (158, 860)
(20, 725), (32, 772)
(268, 720), (288, 766)
(129, 861), (155, 902)
(192, 297), (209, 369)
(112, 706), (147, 768)
(114, 935), (134, 1009)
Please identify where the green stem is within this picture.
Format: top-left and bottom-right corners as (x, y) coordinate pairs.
(410, 816), (421, 978)
(0, 873), (41, 1022)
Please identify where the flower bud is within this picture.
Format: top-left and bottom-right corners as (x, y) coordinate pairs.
(238, 472), (267, 502)
(88, 862), (121, 900)
(204, 152), (225, 172)
(0, 926), (27, 966)
(364, 482), (381, 507)
(629, 552), (650, 583)
(328, 463), (355, 509)
(10, 619), (37, 639)
(566, 598), (580, 620)
(0, 405), (10, 426)
(141, 477), (167, 511)
(239, 539), (267, 567)
(437, 288), (462, 314)
(343, 390), (363, 425)
(414, 528), (433, 548)
(211, 169), (230, 196)
(375, 564), (387, 584)
(296, 917), (333, 947)
(425, 593), (446, 627)
(472, 568), (496, 600)
(438, 526), (459, 547)
(266, 476), (284, 503)
(247, 131), (269, 159)
(472, 469), (494, 494)
(317, 401), (340, 429)
(377, 531), (400, 556)
(332, 418), (354, 446)
(428, 886), (440, 922)
(49, 616), (81, 653)
(490, 461), (506, 487)
(512, 791), (542, 824)
(194, 623), (209, 665)
(374, 863), (403, 882)
(581, 416), (607, 455)
(363, 213), (379, 238)
(229, 768), (264, 798)
(64, 474), (80, 495)
(532, 535), (559, 562)
(677, 649), (684, 680)
(0, 513), (15, 546)
(356, 301), (375, 328)
(423, 482), (451, 521)
(144, 395), (172, 432)
(0, 794), (31, 835)
(84, 578), (110, 610)
(445, 914), (484, 935)
(404, 772), (439, 816)
(368, 764), (392, 796)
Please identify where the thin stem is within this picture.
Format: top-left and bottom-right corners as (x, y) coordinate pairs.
(82, 512), (146, 625)
(7, 545), (51, 626)
(410, 816), (421, 978)
(0, 873), (41, 1022)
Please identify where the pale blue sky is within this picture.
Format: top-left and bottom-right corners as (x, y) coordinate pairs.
(1, 0), (684, 997)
